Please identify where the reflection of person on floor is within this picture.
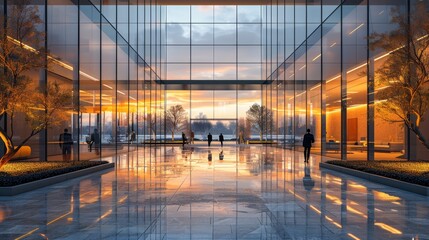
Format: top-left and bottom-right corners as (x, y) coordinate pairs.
(219, 133), (224, 147)
(91, 129), (101, 155)
(208, 150), (212, 161)
(59, 128), (73, 161)
(302, 163), (315, 191)
(302, 129), (315, 162)
(208, 133), (212, 147)
(219, 150), (224, 160)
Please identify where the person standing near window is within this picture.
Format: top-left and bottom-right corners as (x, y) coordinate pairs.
(91, 129), (101, 155)
(302, 129), (314, 163)
(208, 133), (212, 147)
(59, 128), (73, 161)
(182, 132), (187, 147)
(219, 133), (224, 147)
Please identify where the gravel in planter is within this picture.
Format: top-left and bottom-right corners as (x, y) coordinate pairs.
(0, 161), (109, 187)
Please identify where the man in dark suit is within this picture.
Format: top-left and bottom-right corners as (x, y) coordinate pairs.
(182, 132), (187, 147)
(59, 128), (73, 161)
(302, 129), (315, 163)
(219, 133), (224, 147)
(208, 133), (212, 147)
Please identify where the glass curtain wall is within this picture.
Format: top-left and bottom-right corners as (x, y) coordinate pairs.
(1, 0), (165, 161)
(164, 5), (262, 142)
(263, 0), (410, 160)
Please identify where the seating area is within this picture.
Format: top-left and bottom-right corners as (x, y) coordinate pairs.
(326, 141), (404, 153)
(326, 141), (340, 152)
(374, 142), (404, 152)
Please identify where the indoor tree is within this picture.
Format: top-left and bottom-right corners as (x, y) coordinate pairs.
(0, 0), (71, 169)
(370, 1), (429, 151)
(165, 104), (187, 141)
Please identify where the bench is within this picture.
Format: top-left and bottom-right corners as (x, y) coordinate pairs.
(325, 142), (340, 152)
(350, 142), (404, 153)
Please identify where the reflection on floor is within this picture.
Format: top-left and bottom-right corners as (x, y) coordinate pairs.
(0, 145), (427, 239)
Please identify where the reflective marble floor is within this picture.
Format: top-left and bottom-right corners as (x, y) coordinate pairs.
(0, 145), (428, 240)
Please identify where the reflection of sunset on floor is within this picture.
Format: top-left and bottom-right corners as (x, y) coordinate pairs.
(1, 145), (426, 239)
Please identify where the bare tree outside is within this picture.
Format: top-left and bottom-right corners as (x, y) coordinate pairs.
(246, 103), (273, 141)
(370, 1), (429, 151)
(165, 104), (187, 141)
(0, 1), (71, 169)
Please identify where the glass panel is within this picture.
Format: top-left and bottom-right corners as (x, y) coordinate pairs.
(192, 24), (214, 44)
(192, 5), (213, 23)
(343, 0), (368, 160)
(238, 5), (261, 23)
(371, 0), (407, 160)
(167, 5), (190, 22)
(80, 2), (101, 159)
(238, 24), (261, 44)
(47, 0), (77, 160)
(323, 9), (342, 159)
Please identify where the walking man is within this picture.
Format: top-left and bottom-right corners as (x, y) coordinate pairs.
(91, 129), (101, 155)
(59, 128), (73, 161)
(219, 133), (224, 147)
(129, 130), (136, 143)
(182, 132), (187, 147)
(208, 133), (212, 147)
(302, 129), (315, 163)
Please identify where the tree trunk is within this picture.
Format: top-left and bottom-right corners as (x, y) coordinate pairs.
(260, 132), (263, 141)
(172, 132), (174, 141)
(0, 127), (38, 170)
(411, 125), (429, 152)
(0, 127), (14, 169)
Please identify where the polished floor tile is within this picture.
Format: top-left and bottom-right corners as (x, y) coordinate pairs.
(0, 145), (428, 240)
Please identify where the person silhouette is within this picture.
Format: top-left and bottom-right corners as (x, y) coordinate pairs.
(91, 129), (101, 155)
(129, 130), (136, 143)
(182, 132), (187, 147)
(59, 128), (73, 161)
(208, 133), (212, 147)
(219, 133), (224, 147)
(302, 129), (315, 162)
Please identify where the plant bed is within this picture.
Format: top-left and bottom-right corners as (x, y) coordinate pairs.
(325, 160), (429, 187)
(0, 161), (110, 187)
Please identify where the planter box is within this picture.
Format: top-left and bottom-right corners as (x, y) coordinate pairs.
(319, 162), (429, 196)
(0, 162), (114, 196)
